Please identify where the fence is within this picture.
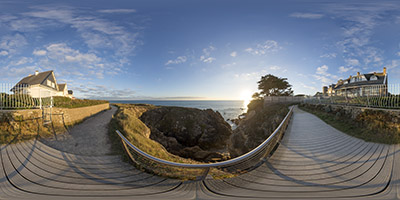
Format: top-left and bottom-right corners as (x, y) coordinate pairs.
(304, 84), (400, 109)
(264, 96), (305, 104)
(116, 106), (294, 180)
(0, 83), (53, 110)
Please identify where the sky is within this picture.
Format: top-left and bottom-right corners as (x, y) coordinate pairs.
(0, 0), (400, 100)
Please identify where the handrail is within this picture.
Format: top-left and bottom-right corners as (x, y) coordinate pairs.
(116, 105), (294, 178)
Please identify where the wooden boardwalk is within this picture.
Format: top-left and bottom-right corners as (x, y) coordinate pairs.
(1, 107), (399, 199)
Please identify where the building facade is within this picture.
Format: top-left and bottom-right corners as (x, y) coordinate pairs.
(11, 70), (73, 98)
(322, 67), (388, 97)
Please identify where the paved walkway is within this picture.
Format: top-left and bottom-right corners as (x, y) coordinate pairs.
(1, 106), (399, 199)
(40, 106), (117, 156)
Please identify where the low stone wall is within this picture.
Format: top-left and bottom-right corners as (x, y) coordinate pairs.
(52, 103), (110, 125)
(0, 103), (110, 125)
(301, 103), (400, 133)
(0, 109), (42, 120)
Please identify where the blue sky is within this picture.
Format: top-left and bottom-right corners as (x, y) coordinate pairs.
(1, 0), (399, 100)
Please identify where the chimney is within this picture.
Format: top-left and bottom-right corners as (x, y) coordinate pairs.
(383, 67), (387, 75)
(35, 70), (39, 75)
(357, 72), (360, 76)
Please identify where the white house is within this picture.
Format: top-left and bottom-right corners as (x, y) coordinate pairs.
(11, 70), (73, 98)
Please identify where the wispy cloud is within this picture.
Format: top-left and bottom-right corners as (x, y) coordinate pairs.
(32, 49), (47, 56)
(0, 33), (27, 55)
(245, 40), (281, 55)
(71, 83), (136, 99)
(230, 51), (237, 57)
(269, 65), (281, 71)
(0, 51), (8, 56)
(97, 9), (136, 14)
(165, 56), (187, 65)
(320, 53), (337, 59)
(200, 45), (216, 63)
(313, 65), (338, 85)
(289, 12), (324, 19)
(339, 66), (353, 73)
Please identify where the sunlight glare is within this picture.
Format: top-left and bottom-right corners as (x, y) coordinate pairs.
(240, 90), (252, 111)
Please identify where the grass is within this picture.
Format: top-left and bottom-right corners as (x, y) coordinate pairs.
(299, 104), (400, 144)
(108, 103), (234, 180)
(53, 96), (108, 108)
(0, 113), (67, 144)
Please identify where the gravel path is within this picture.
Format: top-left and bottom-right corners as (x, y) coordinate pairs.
(40, 105), (117, 156)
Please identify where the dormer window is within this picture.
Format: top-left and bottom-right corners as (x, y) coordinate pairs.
(370, 75), (378, 81)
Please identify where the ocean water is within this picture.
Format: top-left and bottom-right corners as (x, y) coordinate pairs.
(110, 100), (247, 122)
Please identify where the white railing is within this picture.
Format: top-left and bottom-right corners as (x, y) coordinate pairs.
(0, 83), (53, 110)
(305, 84), (400, 109)
(264, 96), (305, 104)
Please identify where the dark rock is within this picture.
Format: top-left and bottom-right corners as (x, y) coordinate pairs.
(228, 103), (289, 158)
(140, 106), (232, 162)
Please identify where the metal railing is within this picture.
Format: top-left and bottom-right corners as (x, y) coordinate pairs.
(264, 96), (305, 104)
(0, 83), (53, 109)
(305, 84), (400, 109)
(116, 106), (294, 180)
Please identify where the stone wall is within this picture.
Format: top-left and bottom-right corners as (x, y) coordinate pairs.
(52, 103), (110, 125)
(0, 103), (109, 125)
(302, 103), (400, 133)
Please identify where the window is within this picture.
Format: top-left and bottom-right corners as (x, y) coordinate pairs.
(47, 80), (51, 86)
(370, 75), (378, 81)
(51, 82), (55, 88)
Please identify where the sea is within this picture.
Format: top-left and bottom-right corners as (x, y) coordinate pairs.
(109, 100), (247, 126)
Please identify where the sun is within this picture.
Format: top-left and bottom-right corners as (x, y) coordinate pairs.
(239, 90), (253, 110)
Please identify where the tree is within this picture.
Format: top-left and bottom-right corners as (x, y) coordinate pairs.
(257, 74), (293, 96)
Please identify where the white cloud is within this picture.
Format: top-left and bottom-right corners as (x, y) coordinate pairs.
(14, 57), (32, 66)
(269, 65), (281, 71)
(1, 65), (38, 78)
(44, 43), (101, 64)
(33, 49), (47, 56)
(289, 12), (324, 19)
(385, 60), (400, 69)
(165, 56), (187, 65)
(230, 51), (237, 57)
(221, 62), (236, 69)
(314, 65), (339, 85)
(345, 58), (360, 66)
(97, 9), (136, 14)
(301, 83), (317, 91)
(22, 6), (141, 56)
(200, 45), (216, 63)
(245, 40), (281, 55)
(0, 51), (8, 56)
(339, 66), (353, 73)
(0, 33), (27, 55)
(202, 57), (216, 63)
(316, 65), (329, 75)
(320, 53), (337, 59)
(71, 83), (136, 99)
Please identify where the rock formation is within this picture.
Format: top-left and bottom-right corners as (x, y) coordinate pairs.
(228, 102), (288, 158)
(140, 106), (232, 162)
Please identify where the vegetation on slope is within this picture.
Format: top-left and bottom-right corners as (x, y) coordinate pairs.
(299, 104), (400, 144)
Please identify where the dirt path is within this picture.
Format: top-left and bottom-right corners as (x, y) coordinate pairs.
(40, 105), (117, 156)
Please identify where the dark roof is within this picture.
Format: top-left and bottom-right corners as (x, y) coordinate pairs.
(334, 73), (386, 90)
(15, 70), (53, 86)
(58, 83), (66, 91)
